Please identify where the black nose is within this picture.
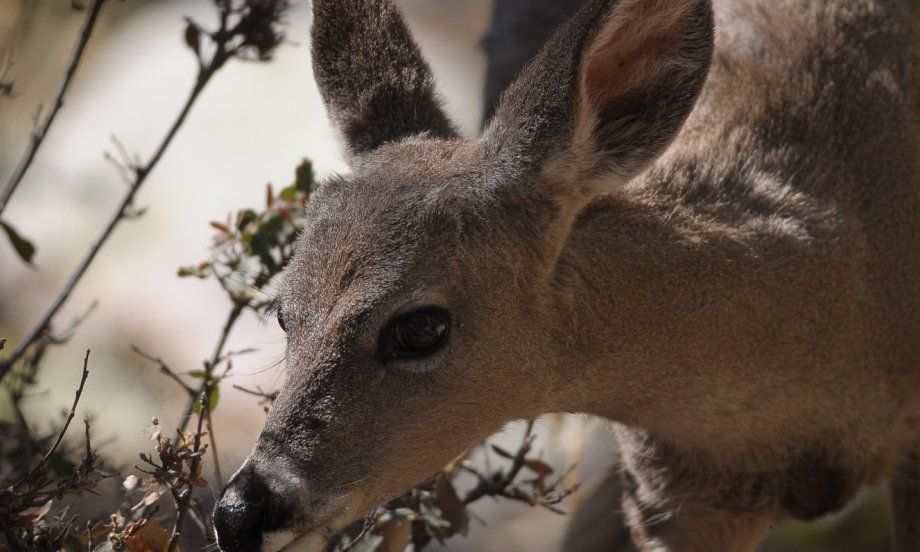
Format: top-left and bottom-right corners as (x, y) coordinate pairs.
(214, 465), (269, 552)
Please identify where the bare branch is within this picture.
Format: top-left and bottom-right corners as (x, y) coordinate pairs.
(47, 300), (98, 345)
(232, 383), (278, 403)
(340, 511), (381, 552)
(0, 23), (239, 382)
(0, 48), (14, 97)
(205, 409), (224, 485)
(463, 420), (535, 505)
(131, 345), (196, 396)
(24, 349), (91, 480)
(0, 0), (109, 215)
(175, 303), (244, 437)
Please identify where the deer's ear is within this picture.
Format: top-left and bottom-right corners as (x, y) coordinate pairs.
(484, 0), (713, 194)
(311, 0), (457, 161)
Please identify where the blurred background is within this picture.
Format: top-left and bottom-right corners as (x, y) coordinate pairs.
(0, 1), (892, 550)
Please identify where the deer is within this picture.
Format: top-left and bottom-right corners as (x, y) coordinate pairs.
(213, 0), (920, 550)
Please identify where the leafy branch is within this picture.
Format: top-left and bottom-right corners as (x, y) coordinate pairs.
(0, 0), (291, 383)
(332, 421), (580, 551)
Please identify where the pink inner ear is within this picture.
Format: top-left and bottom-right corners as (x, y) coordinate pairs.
(582, 0), (690, 111)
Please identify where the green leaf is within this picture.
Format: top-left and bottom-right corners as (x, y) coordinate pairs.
(185, 370), (206, 379)
(236, 209), (258, 232)
(1, 220), (35, 264)
(345, 535), (382, 552)
(208, 385), (220, 412)
(192, 386), (220, 413)
(294, 159), (315, 193)
(279, 184), (297, 202)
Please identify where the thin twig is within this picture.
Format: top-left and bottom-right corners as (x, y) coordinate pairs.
(0, 0), (108, 215)
(131, 345), (196, 396)
(340, 511), (381, 552)
(0, 48), (13, 97)
(167, 389), (208, 552)
(205, 409), (223, 484)
(175, 303), (244, 437)
(216, 347), (257, 364)
(0, 44), (234, 382)
(463, 420), (535, 505)
(23, 349), (91, 480)
(48, 300), (98, 345)
(82, 418), (94, 470)
(232, 384), (278, 402)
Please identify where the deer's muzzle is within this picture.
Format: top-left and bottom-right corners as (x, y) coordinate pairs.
(215, 462), (312, 552)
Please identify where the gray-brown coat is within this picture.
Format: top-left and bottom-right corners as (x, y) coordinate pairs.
(214, 0), (920, 550)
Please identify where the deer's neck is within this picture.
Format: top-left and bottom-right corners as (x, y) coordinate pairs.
(543, 170), (857, 454)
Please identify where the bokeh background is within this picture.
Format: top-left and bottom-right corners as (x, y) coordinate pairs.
(0, 1), (892, 550)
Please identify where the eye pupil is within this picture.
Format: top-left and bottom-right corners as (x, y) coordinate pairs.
(382, 307), (450, 360)
(396, 316), (446, 351)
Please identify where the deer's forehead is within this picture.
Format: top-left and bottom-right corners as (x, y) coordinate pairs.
(283, 185), (463, 310)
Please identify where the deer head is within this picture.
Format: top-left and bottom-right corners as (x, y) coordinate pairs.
(214, 0), (713, 550)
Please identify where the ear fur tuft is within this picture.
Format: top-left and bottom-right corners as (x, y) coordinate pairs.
(311, 0), (457, 161)
(485, 0), (714, 192)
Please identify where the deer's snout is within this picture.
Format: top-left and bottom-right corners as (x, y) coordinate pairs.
(214, 464), (272, 551)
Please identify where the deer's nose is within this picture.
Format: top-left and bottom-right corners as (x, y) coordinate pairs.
(214, 465), (269, 552)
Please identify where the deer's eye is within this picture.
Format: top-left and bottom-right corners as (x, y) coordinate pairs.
(268, 300), (286, 333)
(276, 310), (286, 333)
(380, 307), (450, 361)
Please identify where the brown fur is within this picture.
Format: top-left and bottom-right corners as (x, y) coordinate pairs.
(214, 1), (920, 551)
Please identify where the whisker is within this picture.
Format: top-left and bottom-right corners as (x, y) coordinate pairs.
(243, 354), (287, 376)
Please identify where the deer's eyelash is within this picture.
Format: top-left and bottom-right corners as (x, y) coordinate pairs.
(262, 297), (286, 331)
(264, 297), (282, 317)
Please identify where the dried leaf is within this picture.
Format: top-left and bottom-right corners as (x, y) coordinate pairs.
(126, 518), (170, 552)
(380, 517), (412, 552)
(434, 476), (469, 536)
(131, 490), (162, 511)
(17, 500), (52, 525)
(210, 221), (231, 234)
(523, 458), (554, 477)
(491, 444), (514, 460)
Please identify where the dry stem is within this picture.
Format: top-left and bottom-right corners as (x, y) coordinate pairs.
(166, 389), (209, 552)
